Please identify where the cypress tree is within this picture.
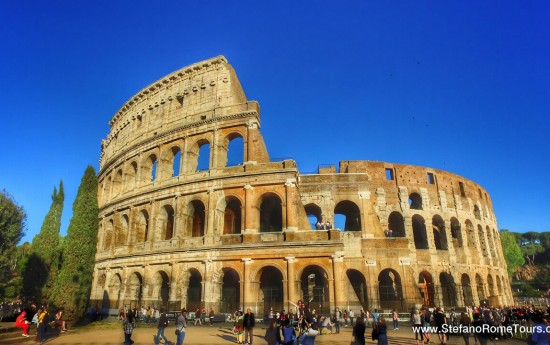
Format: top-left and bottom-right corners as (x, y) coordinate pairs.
(24, 181), (64, 304)
(52, 166), (98, 320)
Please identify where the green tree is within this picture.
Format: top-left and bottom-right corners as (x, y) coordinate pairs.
(500, 229), (525, 278)
(0, 190), (27, 298)
(52, 167), (98, 320)
(24, 182), (64, 304)
(521, 242), (544, 266)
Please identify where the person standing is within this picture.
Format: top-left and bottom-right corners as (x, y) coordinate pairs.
(349, 309), (355, 327)
(334, 307), (342, 334)
(413, 309), (424, 345)
(123, 310), (136, 345)
(194, 308), (202, 325)
(434, 307), (447, 345)
(37, 307), (48, 343)
(459, 312), (471, 345)
(209, 309), (215, 326)
(155, 308), (169, 345)
(264, 318), (281, 345)
(352, 317), (366, 345)
(235, 310), (245, 344)
(243, 308), (255, 345)
(376, 317), (388, 345)
(175, 308), (187, 345)
(392, 309), (398, 330)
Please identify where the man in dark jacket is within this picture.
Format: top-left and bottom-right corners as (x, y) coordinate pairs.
(243, 308), (256, 345)
(155, 308), (169, 345)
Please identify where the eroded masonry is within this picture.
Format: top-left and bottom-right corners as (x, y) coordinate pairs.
(91, 56), (512, 314)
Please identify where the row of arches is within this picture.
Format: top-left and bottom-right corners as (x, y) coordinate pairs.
(94, 264), (508, 314)
(100, 135), (244, 204)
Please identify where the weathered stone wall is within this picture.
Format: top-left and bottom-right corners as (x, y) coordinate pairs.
(91, 56), (512, 316)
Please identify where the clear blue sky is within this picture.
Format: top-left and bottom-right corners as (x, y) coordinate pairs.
(1, 1), (548, 244)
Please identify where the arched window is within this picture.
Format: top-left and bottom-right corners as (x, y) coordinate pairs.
(153, 271), (170, 310)
(150, 155), (158, 181)
(412, 215), (428, 249)
(187, 269), (202, 311)
(450, 217), (463, 248)
(334, 200), (361, 231)
(135, 210), (149, 243)
(304, 203), (322, 230)
(432, 215), (448, 250)
(440, 272), (457, 307)
(190, 200), (206, 237)
(117, 214), (129, 246)
(378, 269), (403, 310)
(221, 268), (241, 313)
(126, 161), (138, 191)
(473, 205), (481, 220)
(172, 148), (181, 177)
(223, 197), (242, 234)
(300, 266), (330, 314)
(104, 219), (113, 250)
(159, 205), (174, 240)
(461, 274), (474, 306)
(418, 272), (435, 307)
(260, 193), (283, 232)
(125, 272), (143, 307)
(112, 169), (123, 196)
(197, 143), (210, 171)
(408, 193), (422, 210)
(346, 269), (368, 310)
(259, 266), (284, 315)
(388, 211), (405, 237)
(226, 135), (244, 167)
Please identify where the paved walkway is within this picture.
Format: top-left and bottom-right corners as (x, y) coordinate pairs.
(0, 322), (529, 345)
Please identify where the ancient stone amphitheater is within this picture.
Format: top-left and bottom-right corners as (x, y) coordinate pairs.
(91, 56), (512, 315)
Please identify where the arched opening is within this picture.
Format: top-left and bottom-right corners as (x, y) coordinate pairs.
(346, 269), (368, 310)
(226, 135), (244, 167)
(153, 271), (170, 310)
(439, 272), (457, 307)
(135, 210), (149, 243)
(487, 274), (495, 297)
(450, 217), (463, 248)
(259, 266), (284, 315)
(112, 169), (123, 196)
(149, 155), (158, 182)
(478, 225), (489, 263)
(496, 276), (503, 296)
(126, 161), (138, 191)
(378, 269), (403, 310)
(187, 269), (203, 312)
(108, 273), (122, 308)
(221, 268), (240, 313)
(197, 142), (210, 171)
(95, 273), (107, 308)
(487, 225), (497, 262)
(388, 211), (405, 237)
(190, 200), (206, 237)
(259, 193), (283, 232)
(461, 274), (474, 306)
(334, 200), (361, 231)
(408, 193), (423, 210)
(300, 266), (330, 314)
(117, 214), (129, 246)
(418, 272), (435, 307)
(159, 205), (175, 240)
(223, 197), (242, 234)
(304, 203), (322, 230)
(473, 205), (481, 220)
(172, 148), (181, 177)
(412, 215), (428, 249)
(126, 272), (143, 309)
(476, 274), (485, 302)
(432, 215), (448, 250)
(104, 219), (113, 250)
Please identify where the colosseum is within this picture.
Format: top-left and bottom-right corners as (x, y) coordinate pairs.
(90, 56), (513, 316)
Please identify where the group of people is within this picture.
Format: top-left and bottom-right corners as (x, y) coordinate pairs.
(314, 220), (332, 230)
(14, 305), (68, 342)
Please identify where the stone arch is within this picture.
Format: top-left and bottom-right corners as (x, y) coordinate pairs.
(418, 271), (435, 307)
(187, 268), (203, 311)
(478, 225), (489, 262)
(167, 146), (182, 178)
(408, 193), (422, 210)
(196, 139), (211, 172)
(487, 274), (495, 297)
(259, 192), (283, 232)
(388, 211), (405, 237)
(112, 169), (123, 197)
(450, 217), (463, 248)
(486, 225), (497, 262)
(104, 219), (113, 250)
(439, 272), (457, 307)
(126, 272), (143, 307)
(141, 154), (158, 183)
(496, 275), (503, 296)
(304, 203), (322, 230)
(412, 215), (428, 249)
(158, 205), (175, 241)
(152, 270), (170, 310)
(346, 269), (369, 310)
(188, 200), (206, 237)
(125, 161), (138, 191)
(221, 267), (241, 313)
(475, 274), (485, 302)
(224, 132), (245, 167)
(135, 209), (149, 243)
(300, 265), (330, 314)
(473, 205), (481, 220)
(117, 214), (129, 246)
(108, 273), (123, 308)
(334, 200), (361, 231)
(378, 268), (403, 310)
(432, 215), (448, 250)
(461, 274), (474, 306)
(257, 265), (284, 315)
(220, 196), (242, 234)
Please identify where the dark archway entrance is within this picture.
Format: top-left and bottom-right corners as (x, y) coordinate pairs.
(259, 266), (284, 315)
(221, 268), (240, 313)
(301, 266), (330, 314)
(378, 269), (403, 310)
(187, 269), (203, 311)
(346, 269), (369, 310)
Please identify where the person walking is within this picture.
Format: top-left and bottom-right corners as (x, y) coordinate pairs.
(37, 307), (48, 343)
(334, 307), (341, 334)
(194, 308), (202, 325)
(434, 307), (447, 345)
(243, 307), (256, 345)
(175, 308), (187, 345)
(376, 317), (388, 345)
(264, 318), (281, 345)
(155, 308), (170, 345)
(392, 309), (399, 330)
(352, 317), (366, 345)
(123, 310), (136, 345)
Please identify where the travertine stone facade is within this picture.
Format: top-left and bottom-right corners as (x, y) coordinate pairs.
(91, 56), (512, 315)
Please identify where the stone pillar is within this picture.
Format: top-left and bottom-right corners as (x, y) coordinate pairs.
(242, 258), (253, 310)
(285, 257), (296, 311)
(244, 185), (255, 232)
(205, 190), (214, 241)
(284, 179), (297, 230)
(332, 254), (345, 309)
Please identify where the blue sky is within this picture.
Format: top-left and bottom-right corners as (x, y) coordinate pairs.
(1, 1), (548, 244)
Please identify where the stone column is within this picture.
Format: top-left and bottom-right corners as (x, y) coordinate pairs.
(242, 258), (253, 310)
(284, 179), (297, 230)
(243, 185), (255, 232)
(285, 257), (296, 311)
(332, 254), (345, 309)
